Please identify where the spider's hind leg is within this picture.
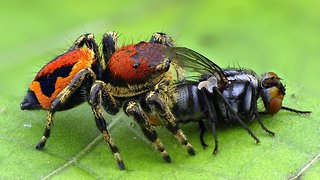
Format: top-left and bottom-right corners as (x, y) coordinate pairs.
(124, 101), (171, 163)
(37, 68), (96, 150)
(146, 91), (196, 156)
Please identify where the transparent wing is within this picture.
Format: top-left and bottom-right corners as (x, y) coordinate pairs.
(166, 47), (228, 84)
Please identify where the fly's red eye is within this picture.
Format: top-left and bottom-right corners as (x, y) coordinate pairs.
(268, 97), (282, 115)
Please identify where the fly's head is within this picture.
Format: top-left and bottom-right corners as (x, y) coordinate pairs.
(260, 72), (285, 115)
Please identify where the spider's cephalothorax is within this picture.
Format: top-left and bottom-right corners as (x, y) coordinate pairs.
(21, 32), (226, 169)
(196, 68), (311, 152)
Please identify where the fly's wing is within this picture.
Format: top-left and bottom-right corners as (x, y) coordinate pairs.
(166, 47), (228, 87)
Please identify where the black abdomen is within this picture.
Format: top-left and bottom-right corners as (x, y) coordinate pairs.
(172, 83), (205, 123)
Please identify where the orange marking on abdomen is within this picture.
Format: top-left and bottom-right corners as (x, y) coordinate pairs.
(36, 48), (94, 78)
(30, 48), (95, 110)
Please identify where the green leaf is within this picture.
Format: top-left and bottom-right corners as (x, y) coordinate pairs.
(1, 0), (319, 179)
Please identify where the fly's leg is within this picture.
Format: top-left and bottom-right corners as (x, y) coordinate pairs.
(36, 111), (54, 149)
(210, 87), (261, 144)
(254, 111), (275, 136)
(198, 120), (208, 149)
(89, 81), (124, 170)
(253, 93), (275, 136)
(246, 82), (275, 136)
(146, 91), (195, 155)
(201, 88), (219, 154)
(124, 101), (171, 163)
(281, 106), (311, 114)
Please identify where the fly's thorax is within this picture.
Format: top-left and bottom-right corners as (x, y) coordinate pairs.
(225, 69), (259, 89)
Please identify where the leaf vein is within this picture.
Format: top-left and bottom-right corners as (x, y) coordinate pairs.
(289, 153), (320, 179)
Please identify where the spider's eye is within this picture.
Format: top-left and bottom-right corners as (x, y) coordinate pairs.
(133, 64), (139, 69)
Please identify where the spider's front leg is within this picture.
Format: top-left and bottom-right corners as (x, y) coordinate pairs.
(89, 80), (124, 170)
(145, 91), (196, 156)
(124, 101), (171, 163)
(102, 31), (118, 63)
(149, 32), (185, 81)
(149, 32), (175, 47)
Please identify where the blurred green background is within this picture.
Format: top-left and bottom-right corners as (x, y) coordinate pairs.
(0, 0), (319, 179)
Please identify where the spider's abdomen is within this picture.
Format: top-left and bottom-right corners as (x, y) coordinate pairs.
(27, 48), (95, 110)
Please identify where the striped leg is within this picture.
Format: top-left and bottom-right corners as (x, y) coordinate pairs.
(36, 111), (54, 149)
(91, 105), (125, 170)
(36, 69), (95, 150)
(89, 81), (124, 170)
(146, 91), (195, 155)
(149, 32), (175, 47)
(124, 101), (171, 163)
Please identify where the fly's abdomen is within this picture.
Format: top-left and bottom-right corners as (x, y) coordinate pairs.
(172, 83), (205, 123)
